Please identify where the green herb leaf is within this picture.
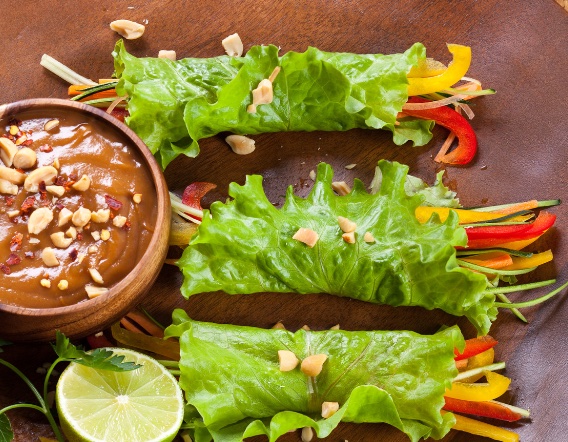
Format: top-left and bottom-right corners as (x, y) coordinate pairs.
(0, 414), (13, 442)
(113, 41), (430, 168)
(0, 339), (11, 354)
(165, 312), (463, 442)
(178, 160), (494, 334)
(53, 331), (141, 372)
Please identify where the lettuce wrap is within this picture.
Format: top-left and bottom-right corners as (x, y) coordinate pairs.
(113, 41), (434, 167)
(177, 160), (496, 334)
(165, 311), (463, 442)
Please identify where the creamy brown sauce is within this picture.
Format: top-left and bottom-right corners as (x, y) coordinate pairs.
(0, 109), (157, 308)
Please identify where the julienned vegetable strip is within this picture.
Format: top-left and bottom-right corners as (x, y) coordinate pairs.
(401, 97), (477, 164)
(455, 336), (497, 361)
(443, 397), (523, 422)
(452, 414), (520, 442)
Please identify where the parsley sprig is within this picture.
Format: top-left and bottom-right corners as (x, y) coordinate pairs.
(0, 331), (140, 442)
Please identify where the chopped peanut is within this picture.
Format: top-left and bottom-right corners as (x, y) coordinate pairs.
(337, 216), (356, 233)
(28, 208), (54, 235)
(278, 350), (299, 372)
(332, 181), (351, 196)
(225, 135), (255, 155)
(321, 401), (339, 419)
(72, 207), (92, 227)
(301, 427), (314, 442)
(344, 163), (356, 170)
(110, 19), (145, 39)
(158, 50), (176, 60)
(88, 268), (104, 284)
(40, 279), (51, 288)
(41, 247), (59, 267)
(13, 147), (37, 170)
(91, 209), (111, 223)
(100, 229), (110, 241)
(91, 231), (101, 241)
(300, 354), (328, 377)
(77, 253), (86, 264)
(88, 245), (98, 254)
(0, 137), (18, 168)
(342, 231), (356, 244)
(113, 215), (127, 227)
(46, 185), (65, 197)
(57, 280), (69, 290)
(292, 227), (319, 248)
(65, 226), (77, 239)
(7, 210), (20, 218)
(9, 125), (19, 136)
(363, 232), (375, 243)
(272, 321), (286, 330)
(268, 66), (281, 83)
(309, 170), (316, 181)
(0, 179), (18, 195)
(24, 166), (57, 192)
(221, 33), (243, 57)
(248, 79), (274, 113)
(133, 193), (142, 204)
(44, 119), (60, 131)
(58, 208), (73, 226)
(330, 324), (340, 330)
(52, 158), (60, 169)
(301, 325), (311, 331)
(85, 285), (109, 298)
(50, 232), (73, 249)
(72, 174), (91, 192)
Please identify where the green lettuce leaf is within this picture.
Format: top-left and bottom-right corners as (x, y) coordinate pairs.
(113, 41), (431, 167)
(0, 414), (13, 442)
(165, 311), (463, 442)
(178, 160), (495, 334)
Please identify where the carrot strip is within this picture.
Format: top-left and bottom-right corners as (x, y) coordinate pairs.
(126, 310), (165, 338)
(120, 317), (145, 334)
(111, 322), (180, 360)
(460, 252), (513, 270)
(68, 85), (118, 100)
(491, 200), (539, 215)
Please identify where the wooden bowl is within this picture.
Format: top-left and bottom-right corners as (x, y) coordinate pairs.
(0, 99), (170, 342)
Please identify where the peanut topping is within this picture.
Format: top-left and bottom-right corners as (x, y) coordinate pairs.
(50, 232), (73, 249)
(278, 350), (300, 372)
(0, 179), (18, 195)
(363, 232), (376, 243)
(85, 285), (109, 299)
(272, 321), (286, 330)
(292, 227), (319, 248)
(24, 166), (58, 193)
(301, 427), (314, 442)
(46, 185), (65, 197)
(158, 50), (176, 60)
(28, 208), (54, 235)
(0, 166), (26, 185)
(300, 354), (328, 377)
(321, 401), (339, 419)
(40, 279), (51, 288)
(100, 229), (111, 241)
(109, 19), (145, 39)
(133, 193), (142, 204)
(13, 148), (37, 170)
(65, 226), (77, 239)
(72, 207), (92, 227)
(15, 134), (27, 146)
(58, 208), (73, 226)
(342, 231), (356, 244)
(221, 33), (243, 57)
(330, 324), (340, 330)
(88, 268), (104, 284)
(88, 245), (98, 254)
(247, 79), (274, 113)
(225, 135), (256, 155)
(331, 181), (351, 196)
(91, 209), (111, 223)
(112, 215), (127, 228)
(43, 119), (60, 131)
(71, 174), (91, 192)
(41, 247), (59, 267)
(57, 280), (69, 290)
(9, 126), (19, 136)
(91, 231), (101, 241)
(7, 210), (20, 218)
(0, 137), (18, 167)
(337, 216), (356, 233)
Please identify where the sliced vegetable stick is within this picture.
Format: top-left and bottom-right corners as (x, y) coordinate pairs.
(460, 252), (513, 270)
(455, 336), (497, 361)
(443, 397), (523, 422)
(415, 207), (506, 224)
(126, 310), (165, 338)
(120, 316), (145, 334)
(451, 413), (519, 442)
(111, 322), (180, 360)
(497, 235), (543, 250)
(501, 250), (553, 271)
(491, 200), (539, 215)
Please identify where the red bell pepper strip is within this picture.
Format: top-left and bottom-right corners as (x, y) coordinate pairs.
(401, 97), (477, 165)
(108, 107), (129, 123)
(455, 335), (497, 361)
(465, 211), (556, 249)
(181, 182), (217, 221)
(443, 397), (523, 422)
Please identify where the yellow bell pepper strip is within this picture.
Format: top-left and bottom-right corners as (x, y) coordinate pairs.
(415, 207), (507, 224)
(407, 44), (472, 96)
(455, 335), (497, 361)
(501, 250), (553, 271)
(446, 371), (511, 402)
(497, 235), (543, 251)
(451, 413), (520, 441)
(407, 57), (447, 78)
(402, 97), (477, 164)
(443, 397), (523, 422)
(458, 348), (495, 383)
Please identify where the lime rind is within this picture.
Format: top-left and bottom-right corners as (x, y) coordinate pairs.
(57, 348), (183, 442)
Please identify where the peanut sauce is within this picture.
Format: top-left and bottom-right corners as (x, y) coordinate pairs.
(0, 109), (157, 308)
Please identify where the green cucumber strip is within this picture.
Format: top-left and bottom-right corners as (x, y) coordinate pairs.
(458, 260), (537, 275)
(484, 279), (556, 294)
(465, 199), (560, 212)
(494, 280), (568, 309)
(456, 248), (533, 258)
(70, 81), (119, 101)
(453, 362), (506, 382)
(495, 293), (527, 322)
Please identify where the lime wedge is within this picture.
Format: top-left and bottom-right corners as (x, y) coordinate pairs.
(56, 348), (184, 442)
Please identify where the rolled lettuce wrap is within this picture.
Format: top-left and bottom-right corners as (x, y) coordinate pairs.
(165, 311), (464, 442)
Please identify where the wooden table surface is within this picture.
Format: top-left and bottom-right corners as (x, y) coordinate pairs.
(1, 1), (567, 441)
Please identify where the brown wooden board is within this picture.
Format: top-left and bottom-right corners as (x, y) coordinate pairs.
(1, 1), (567, 441)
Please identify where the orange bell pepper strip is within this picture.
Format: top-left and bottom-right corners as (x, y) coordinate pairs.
(458, 348), (495, 383)
(446, 371), (511, 402)
(443, 397), (523, 422)
(455, 335), (497, 361)
(451, 413), (520, 441)
(460, 252), (513, 270)
(407, 44), (472, 96)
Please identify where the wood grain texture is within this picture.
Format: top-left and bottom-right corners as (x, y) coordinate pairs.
(1, 0), (567, 441)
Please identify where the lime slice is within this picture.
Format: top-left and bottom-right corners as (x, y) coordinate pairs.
(56, 348), (184, 442)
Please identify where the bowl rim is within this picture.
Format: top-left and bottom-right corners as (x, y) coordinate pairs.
(0, 98), (170, 316)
